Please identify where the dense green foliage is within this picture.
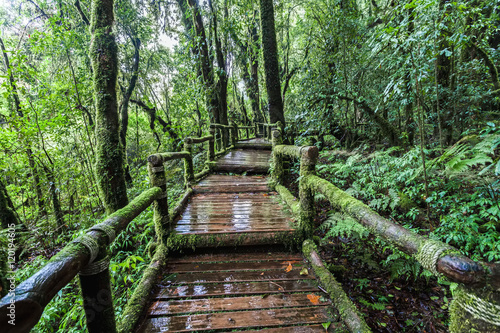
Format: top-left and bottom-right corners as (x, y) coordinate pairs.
(0, 0), (499, 331)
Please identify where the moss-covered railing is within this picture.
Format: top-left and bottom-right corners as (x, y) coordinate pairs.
(211, 122), (258, 153)
(0, 122), (259, 333)
(270, 128), (500, 333)
(0, 188), (163, 333)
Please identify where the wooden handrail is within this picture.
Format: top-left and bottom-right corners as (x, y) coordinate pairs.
(0, 188), (163, 333)
(269, 128), (500, 333)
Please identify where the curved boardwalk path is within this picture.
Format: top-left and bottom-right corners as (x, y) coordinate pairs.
(135, 145), (345, 332)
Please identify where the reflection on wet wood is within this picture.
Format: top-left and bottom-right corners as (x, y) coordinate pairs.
(167, 260), (303, 273)
(175, 188), (294, 235)
(168, 252), (303, 263)
(140, 306), (330, 332)
(194, 174), (270, 193)
(214, 149), (271, 173)
(232, 324), (344, 333)
(148, 294), (330, 316)
(162, 269), (307, 284)
(137, 250), (337, 332)
(153, 280), (320, 300)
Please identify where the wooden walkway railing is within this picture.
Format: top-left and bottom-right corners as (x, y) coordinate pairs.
(1, 122), (499, 333)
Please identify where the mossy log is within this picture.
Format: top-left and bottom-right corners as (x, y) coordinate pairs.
(169, 188), (193, 222)
(275, 184), (300, 217)
(185, 136), (212, 144)
(117, 244), (168, 333)
(194, 168), (210, 182)
(166, 230), (301, 251)
(303, 240), (371, 333)
(147, 151), (191, 166)
(274, 145), (319, 160)
(303, 174), (500, 289)
(210, 123), (233, 129)
(0, 188), (162, 333)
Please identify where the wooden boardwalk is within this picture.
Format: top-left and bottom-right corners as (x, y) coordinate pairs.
(136, 252), (341, 332)
(136, 143), (344, 332)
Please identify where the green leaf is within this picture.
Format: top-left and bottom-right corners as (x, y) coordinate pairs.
(321, 322), (331, 331)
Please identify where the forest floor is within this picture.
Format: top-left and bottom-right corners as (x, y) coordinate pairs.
(284, 169), (451, 333)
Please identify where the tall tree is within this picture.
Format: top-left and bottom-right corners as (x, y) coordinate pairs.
(0, 179), (19, 229)
(259, 0), (285, 126)
(90, 0), (128, 214)
(176, 0), (228, 125)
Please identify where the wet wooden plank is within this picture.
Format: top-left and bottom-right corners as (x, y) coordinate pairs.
(213, 164), (269, 173)
(148, 293), (330, 316)
(231, 325), (339, 333)
(162, 269), (307, 284)
(176, 213), (288, 220)
(175, 229), (294, 236)
(175, 218), (292, 226)
(167, 260), (304, 273)
(194, 185), (270, 193)
(154, 280), (320, 299)
(196, 175), (268, 182)
(137, 306), (330, 332)
(176, 225), (291, 233)
(186, 200), (281, 206)
(168, 253), (303, 264)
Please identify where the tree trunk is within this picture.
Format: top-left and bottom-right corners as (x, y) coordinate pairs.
(259, 0), (285, 127)
(119, 36), (141, 186)
(436, 0), (453, 146)
(0, 180), (20, 229)
(90, 0), (128, 214)
(0, 37), (46, 216)
(43, 166), (64, 230)
(177, 0), (222, 124)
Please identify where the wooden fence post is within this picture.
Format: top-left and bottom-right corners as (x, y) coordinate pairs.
(299, 146), (318, 236)
(184, 138), (194, 187)
(271, 129), (283, 187)
(231, 122), (238, 147)
(77, 234), (116, 333)
(209, 125), (215, 162)
(147, 158), (169, 242)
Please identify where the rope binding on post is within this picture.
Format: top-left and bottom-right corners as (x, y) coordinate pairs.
(89, 224), (116, 244)
(79, 255), (111, 276)
(415, 239), (457, 275)
(73, 234), (99, 264)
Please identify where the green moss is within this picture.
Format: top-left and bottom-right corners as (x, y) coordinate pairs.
(450, 284), (500, 332)
(117, 244), (168, 333)
(275, 184), (300, 217)
(303, 240), (372, 333)
(164, 230), (304, 252)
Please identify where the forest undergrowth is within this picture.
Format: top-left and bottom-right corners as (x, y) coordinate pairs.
(288, 124), (500, 332)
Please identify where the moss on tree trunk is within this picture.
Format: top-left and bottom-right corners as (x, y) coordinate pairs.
(90, 0), (128, 214)
(259, 0), (285, 127)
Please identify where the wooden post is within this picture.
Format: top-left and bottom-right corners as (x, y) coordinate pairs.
(78, 237), (116, 333)
(184, 138), (195, 187)
(246, 127), (250, 139)
(299, 146), (318, 237)
(271, 129), (283, 187)
(209, 125), (215, 162)
(231, 122), (238, 147)
(147, 158), (169, 242)
(255, 123), (259, 137)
